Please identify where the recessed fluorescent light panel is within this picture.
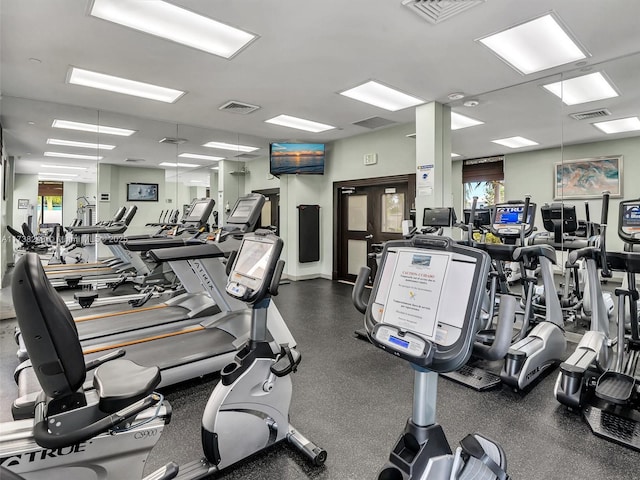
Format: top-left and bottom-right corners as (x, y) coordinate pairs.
(67, 67), (185, 103)
(339, 81), (424, 111)
(451, 153), (461, 158)
(159, 162), (200, 168)
(52, 119), (136, 136)
(491, 136), (539, 149)
(178, 153), (224, 161)
(41, 164), (87, 170)
(592, 116), (640, 134)
(90, 0), (256, 59)
(542, 72), (618, 105)
(451, 112), (484, 130)
(44, 151), (103, 160)
(38, 173), (78, 177)
(211, 167), (219, 170)
(264, 114), (336, 133)
(478, 13), (587, 75)
(202, 141), (259, 152)
(47, 138), (116, 150)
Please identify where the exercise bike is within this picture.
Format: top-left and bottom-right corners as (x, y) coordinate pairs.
(0, 230), (326, 478)
(353, 235), (509, 479)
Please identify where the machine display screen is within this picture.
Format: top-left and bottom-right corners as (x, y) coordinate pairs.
(423, 208), (454, 227)
(622, 204), (640, 227)
(388, 336), (410, 349)
(186, 201), (210, 221)
(463, 209), (491, 226)
(495, 206), (523, 225)
(228, 199), (257, 223)
(233, 239), (273, 284)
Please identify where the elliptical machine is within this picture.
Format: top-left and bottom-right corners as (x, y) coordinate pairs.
(554, 194), (640, 451)
(1, 230), (326, 478)
(353, 235), (509, 479)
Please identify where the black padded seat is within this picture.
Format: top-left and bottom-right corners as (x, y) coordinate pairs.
(93, 359), (160, 414)
(11, 253), (86, 397)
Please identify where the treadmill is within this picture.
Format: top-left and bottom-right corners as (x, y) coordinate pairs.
(15, 196), (249, 359)
(41, 206), (127, 272)
(13, 194), (296, 417)
(63, 198), (216, 310)
(46, 206), (139, 289)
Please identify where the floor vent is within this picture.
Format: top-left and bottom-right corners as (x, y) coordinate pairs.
(570, 109), (611, 121)
(219, 100), (260, 114)
(402, 0), (486, 25)
(352, 116), (396, 129)
(159, 137), (188, 145)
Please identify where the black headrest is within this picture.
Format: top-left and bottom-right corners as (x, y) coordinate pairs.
(11, 253), (86, 398)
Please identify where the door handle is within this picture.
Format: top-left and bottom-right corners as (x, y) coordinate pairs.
(364, 234), (373, 240)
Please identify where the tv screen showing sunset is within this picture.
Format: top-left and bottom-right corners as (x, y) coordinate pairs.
(270, 143), (325, 174)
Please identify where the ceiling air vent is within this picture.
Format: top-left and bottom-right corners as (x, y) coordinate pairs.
(352, 116), (397, 129)
(233, 153), (261, 159)
(219, 100), (261, 114)
(159, 137), (188, 145)
(570, 109), (611, 121)
(125, 158), (145, 163)
(402, 0), (485, 25)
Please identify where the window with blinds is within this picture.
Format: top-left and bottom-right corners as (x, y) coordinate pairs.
(462, 157), (505, 209)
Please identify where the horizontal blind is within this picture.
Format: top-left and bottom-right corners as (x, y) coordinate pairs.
(38, 181), (64, 196)
(462, 157), (504, 183)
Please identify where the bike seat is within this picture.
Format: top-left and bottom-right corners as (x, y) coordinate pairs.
(93, 359), (161, 413)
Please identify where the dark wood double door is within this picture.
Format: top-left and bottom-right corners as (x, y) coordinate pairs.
(335, 175), (415, 282)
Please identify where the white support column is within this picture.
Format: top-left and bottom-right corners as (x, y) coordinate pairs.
(217, 160), (245, 223)
(415, 102), (452, 221)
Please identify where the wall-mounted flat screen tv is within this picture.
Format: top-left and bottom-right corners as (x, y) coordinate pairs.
(127, 183), (158, 202)
(269, 143), (325, 175)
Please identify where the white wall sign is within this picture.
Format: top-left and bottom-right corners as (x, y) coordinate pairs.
(417, 164), (434, 196)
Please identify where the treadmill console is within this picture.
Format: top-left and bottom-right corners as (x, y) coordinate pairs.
(365, 236), (490, 371)
(224, 193), (266, 234)
(225, 231), (283, 303)
(490, 202), (536, 238)
(619, 199), (640, 244)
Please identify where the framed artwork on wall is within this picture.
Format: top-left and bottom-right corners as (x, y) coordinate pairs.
(554, 156), (623, 200)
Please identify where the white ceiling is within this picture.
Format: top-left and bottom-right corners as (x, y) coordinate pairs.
(2, 0), (640, 184)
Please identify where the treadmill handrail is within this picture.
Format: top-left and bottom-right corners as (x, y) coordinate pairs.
(149, 243), (225, 263)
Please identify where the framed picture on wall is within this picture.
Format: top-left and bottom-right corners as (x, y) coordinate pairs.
(127, 183), (158, 202)
(17, 199), (29, 209)
(554, 156), (623, 200)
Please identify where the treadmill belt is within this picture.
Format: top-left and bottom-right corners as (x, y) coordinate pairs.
(18, 327), (238, 398)
(92, 327), (237, 369)
(76, 306), (196, 342)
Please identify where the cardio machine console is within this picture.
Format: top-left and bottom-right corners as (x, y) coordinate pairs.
(619, 199), (640, 244)
(490, 202), (536, 238)
(225, 231), (283, 303)
(422, 207), (457, 228)
(365, 236), (490, 372)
